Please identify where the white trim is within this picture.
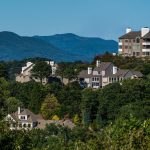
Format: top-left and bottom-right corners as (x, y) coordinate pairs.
(142, 42), (150, 45)
(142, 49), (150, 52)
(119, 42), (122, 45)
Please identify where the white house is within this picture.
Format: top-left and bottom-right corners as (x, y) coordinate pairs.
(16, 61), (57, 84)
(5, 107), (39, 130)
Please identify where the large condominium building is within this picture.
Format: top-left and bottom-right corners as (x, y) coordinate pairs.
(118, 27), (150, 57)
(78, 60), (143, 89)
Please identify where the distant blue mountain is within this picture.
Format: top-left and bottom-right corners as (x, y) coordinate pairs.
(34, 33), (118, 60)
(0, 31), (117, 62)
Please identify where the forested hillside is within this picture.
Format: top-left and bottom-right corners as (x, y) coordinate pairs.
(0, 54), (150, 149)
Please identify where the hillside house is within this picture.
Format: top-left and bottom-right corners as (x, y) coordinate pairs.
(5, 107), (40, 130)
(78, 60), (143, 88)
(16, 61), (57, 84)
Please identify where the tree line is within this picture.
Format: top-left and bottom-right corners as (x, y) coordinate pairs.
(0, 54), (150, 149)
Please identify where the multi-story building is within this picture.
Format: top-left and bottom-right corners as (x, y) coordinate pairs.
(16, 61), (57, 84)
(78, 60), (143, 89)
(118, 27), (150, 57)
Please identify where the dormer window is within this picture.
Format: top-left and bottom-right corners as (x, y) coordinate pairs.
(20, 116), (26, 120)
(136, 37), (140, 43)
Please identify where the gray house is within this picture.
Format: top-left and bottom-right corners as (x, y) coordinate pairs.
(78, 60), (143, 89)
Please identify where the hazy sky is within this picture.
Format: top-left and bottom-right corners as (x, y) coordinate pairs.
(0, 0), (150, 40)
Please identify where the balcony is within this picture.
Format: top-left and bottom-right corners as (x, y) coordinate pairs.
(142, 49), (150, 52)
(118, 42), (122, 45)
(142, 42), (150, 45)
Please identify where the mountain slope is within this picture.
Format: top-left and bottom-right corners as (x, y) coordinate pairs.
(34, 33), (118, 59)
(0, 32), (118, 62)
(0, 31), (73, 61)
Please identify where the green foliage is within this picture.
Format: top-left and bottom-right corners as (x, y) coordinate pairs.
(0, 78), (10, 118)
(101, 116), (150, 150)
(81, 88), (99, 125)
(0, 63), (8, 79)
(41, 94), (60, 119)
(31, 61), (52, 83)
(58, 82), (82, 118)
(5, 97), (23, 113)
(73, 114), (80, 125)
(0, 57), (150, 149)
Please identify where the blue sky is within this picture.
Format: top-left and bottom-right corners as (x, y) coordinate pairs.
(0, 0), (149, 40)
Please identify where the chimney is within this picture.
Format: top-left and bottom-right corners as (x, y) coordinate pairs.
(126, 28), (132, 34)
(141, 27), (150, 37)
(96, 60), (101, 67)
(88, 67), (92, 75)
(18, 107), (21, 115)
(113, 66), (117, 74)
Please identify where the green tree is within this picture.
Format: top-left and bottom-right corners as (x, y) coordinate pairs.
(29, 83), (46, 114)
(41, 94), (60, 119)
(63, 66), (77, 83)
(58, 82), (82, 117)
(0, 63), (8, 79)
(5, 97), (23, 113)
(101, 116), (150, 149)
(0, 78), (10, 118)
(81, 88), (99, 125)
(31, 61), (51, 83)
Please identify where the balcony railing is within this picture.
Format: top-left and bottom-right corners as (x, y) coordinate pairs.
(118, 42), (122, 45)
(142, 49), (150, 52)
(142, 42), (150, 45)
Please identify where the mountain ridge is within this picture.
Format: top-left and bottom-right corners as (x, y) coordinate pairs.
(0, 31), (118, 62)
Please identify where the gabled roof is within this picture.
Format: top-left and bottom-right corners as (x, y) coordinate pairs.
(119, 31), (141, 39)
(142, 31), (150, 39)
(93, 62), (112, 71)
(111, 69), (143, 78)
(78, 70), (92, 78)
(10, 108), (39, 123)
(22, 63), (34, 73)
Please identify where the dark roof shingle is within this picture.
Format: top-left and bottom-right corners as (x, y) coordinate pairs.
(119, 31), (141, 39)
(142, 31), (150, 39)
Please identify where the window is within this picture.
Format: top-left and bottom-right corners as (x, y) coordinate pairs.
(125, 46), (128, 49)
(96, 83), (99, 86)
(92, 82), (99, 87)
(20, 116), (25, 120)
(136, 38), (140, 43)
(109, 78), (111, 82)
(136, 52), (140, 56)
(142, 52), (150, 56)
(92, 77), (99, 81)
(28, 124), (31, 128)
(125, 39), (128, 42)
(23, 124), (26, 128)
